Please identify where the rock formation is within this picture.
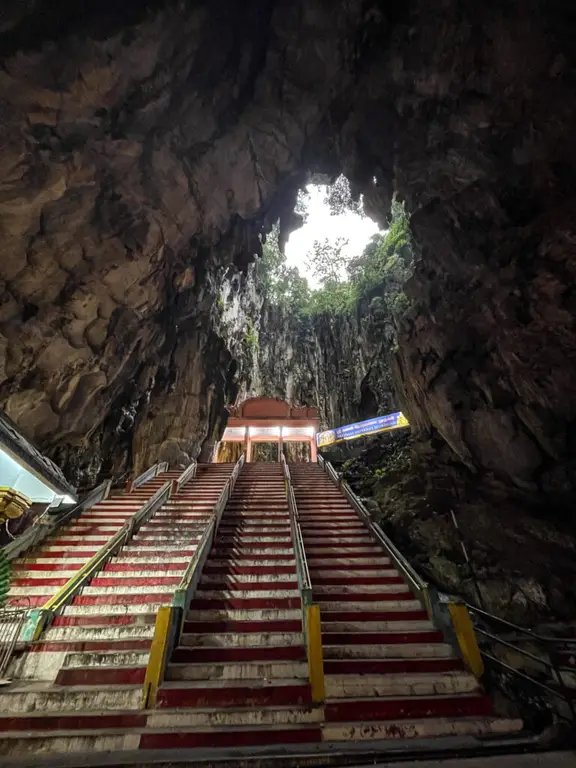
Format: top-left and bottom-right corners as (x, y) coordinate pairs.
(0, 1), (575, 584)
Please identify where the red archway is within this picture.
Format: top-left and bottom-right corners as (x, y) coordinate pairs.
(217, 397), (320, 462)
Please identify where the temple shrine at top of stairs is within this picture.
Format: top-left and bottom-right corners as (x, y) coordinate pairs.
(219, 397), (320, 462)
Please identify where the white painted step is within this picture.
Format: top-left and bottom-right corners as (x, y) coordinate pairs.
(322, 716), (523, 742)
(148, 705), (322, 728)
(199, 589), (299, 599)
(190, 608), (301, 621)
(62, 604), (161, 617)
(181, 632), (303, 647)
(312, 568), (400, 578)
(325, 671), (480, 698)
(308, 557), (391, 566)
(323, 619), (433, 631)
(81, 585), (177, 595)
(63, 650), (150, 668)
(0, 685), (142, 713)
(43, 625), (155, 642)
(324, 642), (454, 659)
(207, 559), (295, 567)
(314, 583), (408, 594)
(200, 573), (295, 584)
(167, 660), (307, 681)
(320, 599), (423, 611)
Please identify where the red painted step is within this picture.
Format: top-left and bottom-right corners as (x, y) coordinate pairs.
(189, 597), (300, 610)
(323, 610), (428, 621)
(209, 552), (295, 561)
(324, 658), (464, 674)
(90, 576), (181, 587)
(73, 593), (172, 605)
(140, 726), (322, 750)
(31, 639), (151, 653)
(172, 645), (305, 663)
(325, 695), (495, 722)
(183, 619), (301, 633)
(197, 581), (298, 591)
(312, 576), (404, 586)
(315, 592), (413, 602)
(322, 630), (443, 645)
(104, 562), (186, 572)
(0, 714), (147, 732)
(6, 596), (50, 607)
(10, 577), (70, 587)
(56, 666), (146, 686)
(157, 683), (311, 709)
(203, 565), (295, 575)
(53, 614), (156, 627)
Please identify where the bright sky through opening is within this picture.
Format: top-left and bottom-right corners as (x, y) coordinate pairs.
(284, 184), (380, 288)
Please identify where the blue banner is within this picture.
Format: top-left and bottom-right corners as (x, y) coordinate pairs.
(317, 411), (409, 447)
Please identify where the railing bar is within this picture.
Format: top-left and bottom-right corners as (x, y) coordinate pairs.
(475, 628), (557, 670)
(481, 651), (573, 704)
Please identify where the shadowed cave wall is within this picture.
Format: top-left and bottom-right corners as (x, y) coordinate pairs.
(1, 0), (575, 618)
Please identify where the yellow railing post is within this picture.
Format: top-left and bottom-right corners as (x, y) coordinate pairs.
(142, 606), (173, 709)
(448, 602), (484, 680)
(306, 603), (325, 704)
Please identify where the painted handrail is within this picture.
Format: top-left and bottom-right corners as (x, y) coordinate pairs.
(127, 461), (169, 492)
(171, 460), (197, 496)
(318, 456), (431, 614)
(2, 479), (111, 563)
(318, 454), (576, 721)
(142, 454), (245, 708)
(281, 455), (325, 704)
(467, 603), (576, 720)
(23, 481), (172, 642)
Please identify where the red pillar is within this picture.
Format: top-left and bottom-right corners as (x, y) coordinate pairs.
(310, 437), (318, 463)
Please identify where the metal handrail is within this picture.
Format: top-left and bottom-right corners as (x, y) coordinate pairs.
(172, 460), (197, 495)
(467, 603), (576, 719)
(131, 461), (169, 490)
(2, 479), (112, 563)
(0, 605), (28, 678)
(318, 454), (576, 720)
(319, 456), (431, 612)
(281, 456), (312, 599)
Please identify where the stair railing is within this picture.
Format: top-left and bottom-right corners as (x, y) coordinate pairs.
(125, 461), (170, 493)
(318, 454), (576, 724)
(142, 454), (245, 709)
(466, 604), (576, 722)
(22, 480), (172, 644)
(318, 456), (486, 679)
(281, 456), (325, 704)
(171, 460), (198, 495)
(318, 456), (432, 616)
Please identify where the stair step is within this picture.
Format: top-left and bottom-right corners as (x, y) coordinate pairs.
(173, 646), (306, 663)
(157, 681), (312, 709)
(166, 660), (307, 681)
(180, 632), (303, 648)
(324, 693), (495, 722)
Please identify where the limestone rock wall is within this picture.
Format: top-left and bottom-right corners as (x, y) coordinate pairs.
(0, 0), (574, 516)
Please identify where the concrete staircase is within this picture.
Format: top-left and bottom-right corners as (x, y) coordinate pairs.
(144, 462), (320, 750)
(0, 463), (235, 756)
(0, 458), (523, 762)
(289, 462), (522, 744)
(5, 473), (173, 610)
